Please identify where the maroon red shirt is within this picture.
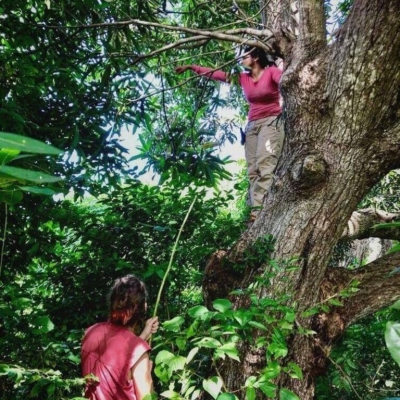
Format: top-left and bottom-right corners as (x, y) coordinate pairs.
(81, 322), (150, 400)
(191, 65), (282, 121)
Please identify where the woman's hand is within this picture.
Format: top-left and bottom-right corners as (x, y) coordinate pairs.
(139, 317), (159, 341)
(175, 65), (192, 74)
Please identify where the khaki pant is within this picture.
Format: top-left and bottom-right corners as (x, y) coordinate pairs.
(245, 116), (284, 207)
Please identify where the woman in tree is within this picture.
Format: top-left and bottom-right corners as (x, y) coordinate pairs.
(81, 275), (159, 400)
(175, 46), (284, 217)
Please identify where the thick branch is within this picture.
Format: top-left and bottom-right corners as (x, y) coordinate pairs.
(326, 253), (400, 326)
(341, 208), (400, 241)
(298, 0), (326, 51)
(41, 20), (274, 52)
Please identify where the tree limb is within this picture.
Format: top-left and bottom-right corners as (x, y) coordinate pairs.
(342, 208), (400, 241)
(40, 19), (275, 52)
(325, 252), (400, 326)
(298, 0), (326, 51)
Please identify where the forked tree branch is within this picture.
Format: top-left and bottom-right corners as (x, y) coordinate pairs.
(40, 20), (275, 52)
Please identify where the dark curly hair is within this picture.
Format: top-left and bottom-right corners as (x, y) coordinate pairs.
(243, 46), (276, 68)
(108, 275), (148, 329)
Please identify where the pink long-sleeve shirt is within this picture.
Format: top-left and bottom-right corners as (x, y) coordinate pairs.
(191, 65), (282, 121)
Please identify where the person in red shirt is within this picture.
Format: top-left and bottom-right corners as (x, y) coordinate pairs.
(176, 46), (284, 217)
(81, 275), (159, 400)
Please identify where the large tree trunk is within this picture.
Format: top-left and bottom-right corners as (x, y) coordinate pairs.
(203, 0), (400, 398)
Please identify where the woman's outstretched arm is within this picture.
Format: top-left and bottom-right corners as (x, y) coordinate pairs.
(175, 65), (229, 82)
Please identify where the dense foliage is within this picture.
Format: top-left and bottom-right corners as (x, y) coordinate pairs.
(1, 0), (400, 399)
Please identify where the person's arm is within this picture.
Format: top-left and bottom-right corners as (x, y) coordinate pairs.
(139, 317), (159, 341)
(175, 65), (229, 83)
(132, 352), (153, 400)
(270, 66), (282, 85)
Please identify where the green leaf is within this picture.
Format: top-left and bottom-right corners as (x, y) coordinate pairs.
(195, 337), (222, 349)
(19, 186), (58, 195)
(32, 316), (55, 334)
(0, 190), (23, 204)
(248, 321), (267, 330)
(155, 350), (175, 365)
(257, 381), (276, 397)
(279, 388), (301, 400)
(302, 307), (320, 317)
(373, 222), (400, 229)
(233, 310), (253, 327)
(215, 342), (240, 362)
(160, 390), (182, 399)
(203, 377), (223, 399)
(216, 394), (238, 400)
(268, 342), (288, 359)
(385, 321), (400, 366)
(163, 316), (185, 332)
(286, 362), (303, 379)
(188, 305), (209, 319)
(0, 132), (62, 155)
(387, 243), (400, 254)
(0, 149), (19, 164)
(262, 361), (281, 380)
(328, 299), (343, 307)
(246, 387), (256, 400)
(213, 299), (232, 312)
(186, 347), (199, 364)
(0, 166), (62, 183)
(391, 300), (400, 310)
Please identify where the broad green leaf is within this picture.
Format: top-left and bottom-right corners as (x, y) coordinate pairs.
(248, 321), (267, 330)
(262, 361), (281, 380)
(257, 381), (276, 397)
(163, 316), (185, 332)
(195, 337), (222, 349)
(286, 362), (303, 379)
(155, 350), (175, 365)
(328, 299), (343, 307)
(245, 376), (257, 387)
(216, 394), (238, 400)
(0, 166), (62, 183)
(302, 307), (320, 317)
(0, 149), (19, 164)
(246, 387), (256, 400)
(387, 243), (400, 254)
(32, 316), (54, 334)
(0, 190), (23, 205)
(385, 321), (400, 366)
(215, 342), (240, 361)
(0, 132), (62, 155)
(188, 305), (209, 319)
(160, 390), (182, 399)
(186, 347), (199, 364)
(19, 186), (58, 195)
(279, 388), (301, 400)
(213, 299), (232, 312)
(203, 376), (223, 399)
(168, 355), (187, 374)
(268, 342), (288, 359)
(233, 310), (253, 327)
(391, 300), (400, 310)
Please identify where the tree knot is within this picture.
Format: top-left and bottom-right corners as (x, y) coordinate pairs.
(291, 155), (328, 189)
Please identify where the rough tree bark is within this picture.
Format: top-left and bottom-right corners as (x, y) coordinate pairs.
(202, 0), (400, 398)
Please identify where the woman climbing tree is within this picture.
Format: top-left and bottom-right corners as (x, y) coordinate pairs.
(175, 46), (284, 219)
